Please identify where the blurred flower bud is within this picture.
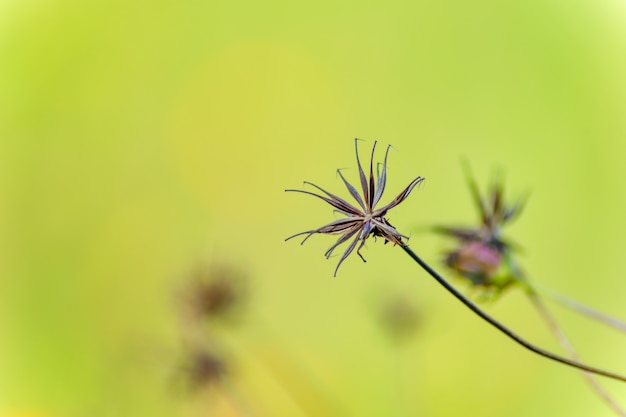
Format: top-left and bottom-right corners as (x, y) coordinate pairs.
(179, 348), (226, 393)
(182, 263), (248, 323)
(435, 168), (526, 298)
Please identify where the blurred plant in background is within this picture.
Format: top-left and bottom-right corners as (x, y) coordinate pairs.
(435, 164), (526, 300)
(435, 167), (626, 415)
(172, 263), (247, 403)
(179, 263), (248, 326)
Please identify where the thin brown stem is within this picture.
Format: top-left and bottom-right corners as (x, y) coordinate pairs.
(400, 244), (626, 384)
(527, 290), (626, 416)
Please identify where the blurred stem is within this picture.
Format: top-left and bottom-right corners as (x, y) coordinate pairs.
(218, 381), (258, 417)
(535, 285), (626, 334)
(526, 289), (626, 416)
(399, 244), (626, 383)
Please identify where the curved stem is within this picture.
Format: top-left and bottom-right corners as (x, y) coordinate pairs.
(527, 289), (626, 416)
(400, 244), (626, 384)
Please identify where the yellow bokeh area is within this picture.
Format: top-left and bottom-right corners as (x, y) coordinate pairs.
(2, 0), (626, 416)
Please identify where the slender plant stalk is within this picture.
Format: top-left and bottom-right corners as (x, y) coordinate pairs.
(526, 290), (626, 415)
(535, 285), (626, 334)
(218, 384), (256, 417)
(400, 243), (626, 384)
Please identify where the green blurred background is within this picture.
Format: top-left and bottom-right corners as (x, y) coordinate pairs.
(1, 0), (626, 416)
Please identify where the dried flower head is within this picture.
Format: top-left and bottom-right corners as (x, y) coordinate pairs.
(436, 165), (526, 296)
(286, 139), (424, 276)
(178, 348), (226, 392)
(182, 263), (247, 322)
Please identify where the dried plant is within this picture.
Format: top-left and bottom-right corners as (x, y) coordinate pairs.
(178, 347), (226, 393)
(436, 164), (626, 330)
(286, 139), (626, 401)
(435, 165), (626, 415)
(434, 166), (525, 298)
(172, 262), (248, 402)
(182, 263), (247, 323)
(286, 139), (424, 276)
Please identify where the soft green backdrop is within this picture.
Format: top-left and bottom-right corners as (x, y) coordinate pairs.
(1, 0), (626, 416)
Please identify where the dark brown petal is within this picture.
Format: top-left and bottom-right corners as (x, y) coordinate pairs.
(284, 230), (315, 244)
(503, 192), (528, 223)
(333, 232), (361, 277)
(372, 218), (405, 244)
(354, 138), (371, 211)
(373, 176), (424, 216)
(432, 226), (482, 241)
(360, 219), (374, 239)
(285, 217), (362, 243)
(355, 221), (375, 262)
(302, 182), (364, 216)
(368, 141), (377, 209)
(372, 144), (391, 208)
(337, 169), (365, 210)
(314, 218), (363, 234)
(491, 179), (504, 223)
(356, 236), (368, 262)
(285, 188), (362, 216)
(324, 223), (363, 258)
(462, 160), (489, 227)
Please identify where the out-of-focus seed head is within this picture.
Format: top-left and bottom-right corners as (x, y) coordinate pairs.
(445, 241), (502, 283)
(436, 166), (526, 298)
(178, 348), (226, 393)
(286, 139), (424, 276)
(182, 263), (248, 323)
